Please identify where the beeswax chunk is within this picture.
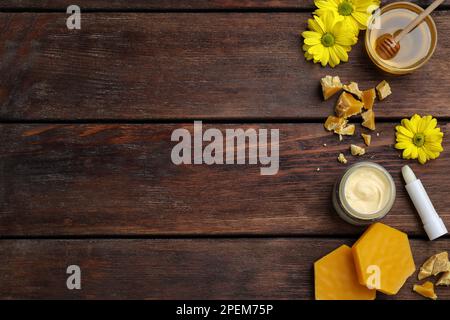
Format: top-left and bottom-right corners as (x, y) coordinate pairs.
(361, 133), (371, 146)
(376, 80), (392, 100)
(362, 109), (376, 131)
(418, 252), (450, 280)
(350, 144), (365, 156)
(343, 82), (363, 99)
(437, 271), (450, 286)
(314, 245), (376, 300)
(352, 223), (416, 295)
(413, 281), (437, 300)
(321, 75), (343, 100)
(324, 116), (346, 132)
(362, 89), (376, 110)
(336, 92), (364, 118)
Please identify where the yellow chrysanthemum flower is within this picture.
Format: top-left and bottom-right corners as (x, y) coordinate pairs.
(302, 12), (357, 67)
(395, 115), (444, 165)
(314, 0), (380, 34)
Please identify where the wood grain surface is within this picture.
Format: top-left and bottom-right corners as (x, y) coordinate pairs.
(0, 0), (448, 10)
(1, 1), (449, 300)
(0, 12), (449, 120)
(0, 238), (448, 299)
(1, 123), (448, 237)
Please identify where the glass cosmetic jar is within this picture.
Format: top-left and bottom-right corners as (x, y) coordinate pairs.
(365, 2), (437, 75)
(332, 162), (396, 225)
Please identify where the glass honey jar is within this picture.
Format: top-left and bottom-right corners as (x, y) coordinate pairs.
(365, 2), (437, 75)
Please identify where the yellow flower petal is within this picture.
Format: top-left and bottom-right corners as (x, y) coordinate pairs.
(395, 142), (410, 150)
(424, 142), (444, 153)
(313, 15), (327, 33)
(425, 134), (443, 144)
(304, 37), (321, 45)
(315, 0), (339, 10)
(411, 146), (418, 159)
(329, 47), (340, 66)
(396, 125), (414, 138)
(423, 128), (443, 138)
(418, 148), (428, 164)
(403, 147), (412, 159)
(410, 114), (422, 127)
(351, 11), (370, 29)
(321, 47), (330, 67)
(401, 118), (416, 134)
(418, 115), (432, 133)
(302, 31), (322, 39)
(355, 0), (380, 11)
(334, 44), (348, 62)
(308, 44), (324, 57)
(422, 146), (438, 160)
(396, 133), (412, 143)
(423, 117), (438, 132)
(308, 18), (325, 34)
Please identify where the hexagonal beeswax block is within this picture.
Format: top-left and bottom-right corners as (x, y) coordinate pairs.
(314, 245), (376, 300)
(352, 223), (416, 295)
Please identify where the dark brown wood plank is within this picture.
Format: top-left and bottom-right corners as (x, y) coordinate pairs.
(1, 123), (449, 236)
(0, 238), (448, 299)
(0, 0), (448, 10)
(0, 12), (450, 120)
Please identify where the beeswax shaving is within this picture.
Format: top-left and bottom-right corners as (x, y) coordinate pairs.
(343, 82), (363, 99)
(362, 89), (376, 110)
(350, 144), (365, 156)
(338, 153), (348, 164)
(413, 281), (438, 300)
(362, 109), (376, 131)
(336, 92), (364, 118)
(321, 75), (343, 100)
(418, 252), (450, 280)
(361, 133), (371, 146)
(437, 272), (450, 286)
(376, 80), (392, 100)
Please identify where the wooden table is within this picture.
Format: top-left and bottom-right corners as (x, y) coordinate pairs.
(0, 0), (449, 300)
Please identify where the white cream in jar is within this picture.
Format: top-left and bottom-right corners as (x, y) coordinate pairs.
(333, 162), (396, 225)
(344, 167), (391, 215)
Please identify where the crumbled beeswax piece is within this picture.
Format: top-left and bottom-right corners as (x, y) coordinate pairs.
(350, 144), (365, 156)
(324, 116), (355, 136)
(314, 245), (376, 300)
(352, 223), (416, 295)
(324, 116), (346, 132)
(413, 281), (438, 300)
(343, 82), (363, 99)
(376, 80), (392, 100)
(437, 271), (450, 286)
(362, 89), (376, 110)
(361, 133), (371, 146)
(321, 75), (343, 100)
(418, 252), (450, 280)
(336, 92), (364, 118)
(361, 109), (376, 131)
(338, 153), (348, 164)
(335, 124), (355, 136)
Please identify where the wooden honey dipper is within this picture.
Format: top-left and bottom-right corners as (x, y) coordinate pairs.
(375, 0), (444, 60)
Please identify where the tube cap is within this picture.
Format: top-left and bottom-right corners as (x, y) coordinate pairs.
(424, 217), (448, 241)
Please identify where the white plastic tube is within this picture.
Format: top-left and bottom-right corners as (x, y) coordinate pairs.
(402, 165), (448, 240)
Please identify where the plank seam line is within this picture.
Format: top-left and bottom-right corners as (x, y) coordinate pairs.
(2, 117), (450, 124)
(0, 234), (441, 241)
(0, 8), (324, 13)
(0, 7), (450, 13)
